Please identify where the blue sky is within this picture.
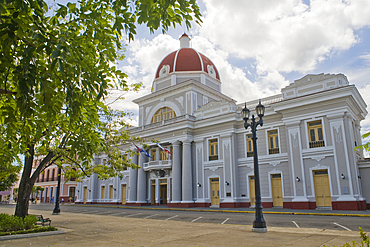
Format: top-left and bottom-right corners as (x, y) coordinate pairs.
(53, 0), (370, 149)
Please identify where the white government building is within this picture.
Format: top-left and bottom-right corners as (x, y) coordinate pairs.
(76, 34), (370, 210)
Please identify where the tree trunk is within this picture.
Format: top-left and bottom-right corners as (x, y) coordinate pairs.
(14, 145), (35, 218)
(14, 146), (55, 217)
(14, 179), (33, 217)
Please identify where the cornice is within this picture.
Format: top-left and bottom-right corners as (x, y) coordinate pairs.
(133, 79), (235, 105)
(272, 85), (364, 112)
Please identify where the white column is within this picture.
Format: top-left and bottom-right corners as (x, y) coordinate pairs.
(137, 154), (148, 203)
(171, 141), (182, 202)
(128, 155), (138, 202)
(182, 139), (193, 203)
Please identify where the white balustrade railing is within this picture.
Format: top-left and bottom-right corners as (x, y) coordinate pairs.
(143, 160), (172, 171)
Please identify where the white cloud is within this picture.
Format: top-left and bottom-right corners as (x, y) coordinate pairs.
(199, 0), (370, 73)
(359, 84), (370, 131)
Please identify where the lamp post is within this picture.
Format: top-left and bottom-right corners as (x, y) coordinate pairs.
(242, 100), (267, 233)
(52, 166), (61, 215)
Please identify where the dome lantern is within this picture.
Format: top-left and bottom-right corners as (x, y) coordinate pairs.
(179, 33), (190, 48)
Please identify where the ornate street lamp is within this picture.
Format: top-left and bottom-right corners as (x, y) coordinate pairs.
(52, 165), (62, 215)
(242, 100), (267, 233)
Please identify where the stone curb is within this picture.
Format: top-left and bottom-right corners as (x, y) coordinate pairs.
(69, 204), (370, 217)
(0, 228), (68, 241)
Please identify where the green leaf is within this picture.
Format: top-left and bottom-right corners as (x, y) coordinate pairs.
(51, 49), (60, 58)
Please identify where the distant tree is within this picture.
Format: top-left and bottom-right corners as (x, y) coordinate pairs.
(0, 163), (20, 192)
(0, 0), (201, 217)
(356, 131), (370, 156)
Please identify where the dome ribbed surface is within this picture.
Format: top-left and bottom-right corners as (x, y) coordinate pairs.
(155, 48), (220, 80)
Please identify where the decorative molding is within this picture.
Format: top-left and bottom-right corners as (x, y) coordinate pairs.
(145, 106), (152, 116)
(175, 96), (184, 108)
(159, 65), (170, 78)
(332, 122), (342, 143)
(209, 166), (219, 172)
(291, 132), (299, 149)
(270, 161), (280, 167)
(207, 65), (216, 79)
(311, 156), (326, 162)
(313, 163), (325, 169)
(224, 142), (230, 160)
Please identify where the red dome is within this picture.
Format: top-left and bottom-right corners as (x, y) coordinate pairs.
(155, 48), (220, 80)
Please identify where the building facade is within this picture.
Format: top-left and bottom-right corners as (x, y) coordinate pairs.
(76, 34), (370, 210)
(33, 160), (78, 203)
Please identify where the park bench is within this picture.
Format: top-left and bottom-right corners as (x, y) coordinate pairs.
(35, 215), (51, 226)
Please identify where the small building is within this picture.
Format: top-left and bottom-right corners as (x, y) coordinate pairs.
(76, 34), (369, 210)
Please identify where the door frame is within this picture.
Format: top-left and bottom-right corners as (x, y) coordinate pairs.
(270, 173), (283, 207)
(309, 166), (332, 198)
(312, 168), (332, 207)
(209, 177), (220, 206)
(121, 184), (127, 205)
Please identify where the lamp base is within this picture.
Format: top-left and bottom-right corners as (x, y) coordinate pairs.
(252, 227), (267, 233)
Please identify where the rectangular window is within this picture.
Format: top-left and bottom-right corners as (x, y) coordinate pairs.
(268, 130), (279, 154)
(246, 135), (253, 157)
(308, 120), (325, 148)
(151, 149), (157, 161)
(69, 187), (76, 202)
(159, 149), (166, 160)
(209, 139), (218, 161)
(101, 186), (105, 199)
(109, 185), (113, 199)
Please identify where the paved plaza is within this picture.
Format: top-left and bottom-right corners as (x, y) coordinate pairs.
(0, 205), (366, 247)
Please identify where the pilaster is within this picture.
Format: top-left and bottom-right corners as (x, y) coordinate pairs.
(194, 138), (205, 202)
(287, 123), (308, 202)
(329, 117), (355, 201)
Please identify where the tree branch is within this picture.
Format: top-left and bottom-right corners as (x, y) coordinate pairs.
(0, 88), (17, 95)
(30, 151), (55, 183)
(63, 155), (89, 177)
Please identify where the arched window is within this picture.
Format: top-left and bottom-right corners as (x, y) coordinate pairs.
(151, 107), (176, 123)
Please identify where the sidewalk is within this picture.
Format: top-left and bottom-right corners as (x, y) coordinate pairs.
(70, 203), (370, 217)
(0, 206), (364, 247)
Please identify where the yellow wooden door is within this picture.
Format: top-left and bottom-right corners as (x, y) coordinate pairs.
(313, 170), (332, 207)
(210, 178), (220, 205)
(249, 176), (255, 206)
(271, 174), (283, 207)
(83, 187), (87, 204)
(160, 185), (167, 204)
(121, 184), (126, 205)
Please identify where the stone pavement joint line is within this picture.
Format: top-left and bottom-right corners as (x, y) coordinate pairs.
(70, 204), (370, 217)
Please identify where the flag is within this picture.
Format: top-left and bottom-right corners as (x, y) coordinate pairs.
(134, 144), (152, 158)
(157, 143), (172, 156)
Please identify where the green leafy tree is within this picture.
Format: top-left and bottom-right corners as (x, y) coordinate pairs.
(0, 0), (201, 217)
(0, 162), (20, 192)
(356, 131), (370, 154)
